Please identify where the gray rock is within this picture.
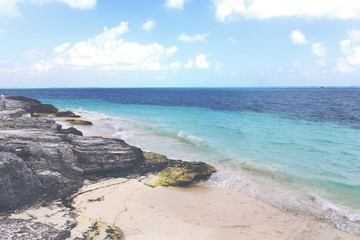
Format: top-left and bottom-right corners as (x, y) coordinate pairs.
(0, 109), (28, 118)
(0, 152), (41, 210)
(0, 97), (147, 211)
(5, 96), (58, 116)
(0, 218), (70, 240)
(0, 95), (216, 213)
(72, 136), (144, 176)
(0, 94), (6, 111)
(58, 127), (83, 136)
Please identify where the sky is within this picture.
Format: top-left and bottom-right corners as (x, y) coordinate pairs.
(1, 0), (360, 87)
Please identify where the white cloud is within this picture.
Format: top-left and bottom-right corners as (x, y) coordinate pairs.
(346, 46), (360, 65)
(142, 20), (155, 31)
(316, 60), (327, 66)
(31, 0), (97, 9)
(348, 29), (360, 43)
(336, 58), (354, 73)
(340, 39), (351, 55)
(0, 0), (21, 18)
(23, 49), (45, 60)
(336, 29), (360, 72)
(0, 0), (96, 19)
(54, 42), (71, 53)
(228, 37), (237, 43)
(52, 22), (178, 71)
(213, 0), (360, 22)
(178, 33), (209, 42)
(0, 29), (4, 35)
(166, 46), (178, 56)
(31, 60), (54, 73)
(57, 0), (96, 9)
(165, 0), (187, 9)
(290, 30), (307, 44)
(214, 0), (245, 22)
(170, 61), (182, 69)
(312, 42), (327, 57)
(195, 54), (210, 69)
(184, 59), (193, 68)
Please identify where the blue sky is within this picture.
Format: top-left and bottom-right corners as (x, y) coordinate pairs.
(1, 0), (360, 87)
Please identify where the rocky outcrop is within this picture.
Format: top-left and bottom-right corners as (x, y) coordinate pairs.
(0, 95), (217, 239)
(0, 97), (146, 211)
(0, 96), (216, 211)
(6, 96), (58, 116)
(72, 137), (143, 177)
(0, 128), (144, 211)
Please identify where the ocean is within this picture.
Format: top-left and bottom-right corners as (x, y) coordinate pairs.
(3, 87), (360, 234)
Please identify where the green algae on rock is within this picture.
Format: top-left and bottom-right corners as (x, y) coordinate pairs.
(75, 218), (124, 240)
(65, 119), (93, 125)
(146, 160), (217, 187)
(143, 152), (169, 163)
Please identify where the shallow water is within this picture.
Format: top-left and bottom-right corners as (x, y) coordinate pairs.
(3, 88), (360, 234)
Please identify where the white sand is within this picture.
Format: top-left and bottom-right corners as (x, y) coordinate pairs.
(69, 178), (358, 240)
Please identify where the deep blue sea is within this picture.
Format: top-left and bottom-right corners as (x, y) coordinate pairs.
(3, 88), (360, 234)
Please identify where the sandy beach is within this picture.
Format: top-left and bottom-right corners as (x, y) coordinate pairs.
(59, 119), (359, 240)
(68, 177), (358, 240)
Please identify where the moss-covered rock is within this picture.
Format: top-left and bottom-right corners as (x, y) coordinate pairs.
(143, 152), (169, 163)
(65, 119), (93, 125)
(146, 160), (216, 187)
(74, 218), (124, 240)
(142, 152), (169, 173)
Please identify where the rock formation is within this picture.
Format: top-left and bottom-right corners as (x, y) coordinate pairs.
(0, 94), (6, 111)
(0, 95), (216, 239)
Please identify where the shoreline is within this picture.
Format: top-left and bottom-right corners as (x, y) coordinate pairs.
(1, 95), (358, 239)
(69, 178), (359, 240)
(57, 116), (359, 239)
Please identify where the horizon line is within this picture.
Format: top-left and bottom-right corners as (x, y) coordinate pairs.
(2, 86), (360, 90)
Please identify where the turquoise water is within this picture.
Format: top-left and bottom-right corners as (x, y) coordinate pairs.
(39, 97), (360, 234)
(4, 87), (358, 234)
